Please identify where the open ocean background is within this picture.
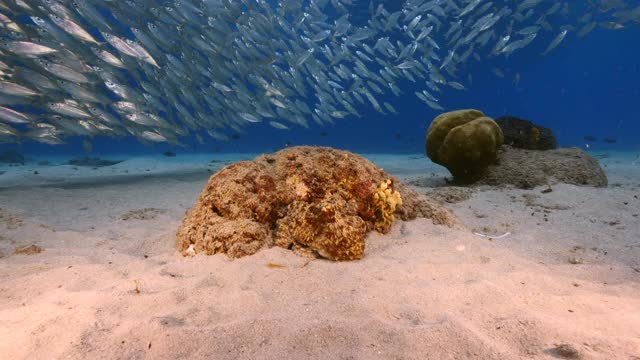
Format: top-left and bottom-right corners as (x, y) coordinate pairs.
(1, 2), (639, 158)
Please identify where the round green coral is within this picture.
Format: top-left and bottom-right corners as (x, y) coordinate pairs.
(426, 109), (503, 181)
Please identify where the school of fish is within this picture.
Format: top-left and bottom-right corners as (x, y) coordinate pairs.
(0, 0), (638, 145)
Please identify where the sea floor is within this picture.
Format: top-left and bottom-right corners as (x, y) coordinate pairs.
(0, 150), (639, 359)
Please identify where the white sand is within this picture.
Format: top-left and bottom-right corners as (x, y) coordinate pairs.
(0, 151), (639, 359)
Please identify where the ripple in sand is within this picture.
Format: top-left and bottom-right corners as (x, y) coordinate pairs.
(155, 316), (186, 328)
(0, 208), (24, 229)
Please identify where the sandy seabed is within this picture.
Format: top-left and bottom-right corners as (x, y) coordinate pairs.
(0, 151), (639, 359)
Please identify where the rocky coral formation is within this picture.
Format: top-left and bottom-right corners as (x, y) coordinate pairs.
(495, 116), (557, 150)
(177, 146), (458, 261)
(476, 146), (608, 188)
(0, 208), (24, 229)
(426, 109), (504, 182)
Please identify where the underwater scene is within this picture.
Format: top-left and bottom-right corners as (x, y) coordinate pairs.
(1, 0), (639, 358)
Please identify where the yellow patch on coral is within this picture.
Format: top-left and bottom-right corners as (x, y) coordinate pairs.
(337, 176), (358, 200)
(372, 179), (402, 233)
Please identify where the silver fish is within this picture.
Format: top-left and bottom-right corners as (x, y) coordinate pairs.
(48, 14), (99, 44)
(541, 29), (568, 55)
(47, 102), (91, 118)
(0, 81), (39, 97)
(0, 105), (31, 124)
(0, 0), (630, 146)
(0, 40), (57, 57)
(269, 121), (289, 130)
(38, 60), (91, 83)
(141, 130), (168, 142)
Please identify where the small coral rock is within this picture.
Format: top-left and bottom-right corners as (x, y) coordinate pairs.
(426, 109), (504, 181)
(550, 343), (582, 359)
(177, 146), (458, 261)
(427, 187), (474, 204)
(14, 244), (43, 255)
(495, 116), (557, 150)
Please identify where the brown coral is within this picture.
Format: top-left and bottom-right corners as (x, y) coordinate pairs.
(177, 146), (458, 261)
(275, 194), (368, 261)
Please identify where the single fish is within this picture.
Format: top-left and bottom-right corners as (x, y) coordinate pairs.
(47, 102), (91, 118)
(541, 29), (568, 55)
(0, 122), (20, 136)
(38, 60), (91, 83)
(239, 112), (260, 123)
(0, 105), (31, 124)
(397, 60), (419, 69)
(0, 81), (39, 97)
(49, 14), (99, 44)
(91, 48), (126, 69)
(141, 131), (168, 142)
(0, 41), (57, 57)
(269, 121), (289, 130)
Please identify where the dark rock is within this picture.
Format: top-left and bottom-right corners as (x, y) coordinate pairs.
(0, 150), (25, 164)
(163, 151), (176, 157)
(66, 157), (122, 167)
(427, 187), (474, 204)
(495, 116), (557, 150)
(549, 343), (582, 359)
(475, 146), (607, 189)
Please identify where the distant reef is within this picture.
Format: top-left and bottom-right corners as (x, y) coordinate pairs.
(426, 109), (607, 188)
(0, 150), (25, 165)
(66, 157), (123, 167)
(177, 146), (459, 261)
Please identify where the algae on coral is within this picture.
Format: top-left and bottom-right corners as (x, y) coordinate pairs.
(177, 146), (458, 261)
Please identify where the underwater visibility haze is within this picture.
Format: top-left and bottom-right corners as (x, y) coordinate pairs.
(2, 1), (640, 359)
(0, 0), (638, 155)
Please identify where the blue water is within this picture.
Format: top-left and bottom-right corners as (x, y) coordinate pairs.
(1, 6), (639, 158)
